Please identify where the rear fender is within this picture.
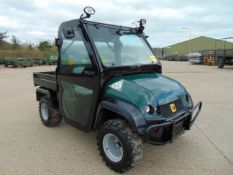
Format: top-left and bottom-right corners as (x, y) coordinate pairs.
(94, 98), (147, 136)
(36, 87), (56, 101)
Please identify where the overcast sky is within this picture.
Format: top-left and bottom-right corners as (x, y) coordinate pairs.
(0, 0), (233, 47)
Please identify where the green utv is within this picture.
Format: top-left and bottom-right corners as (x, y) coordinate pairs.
(33, 7), (202, 173)
(32, 58), (44, 66)
(0, 57), (5, 65)
(4, 57), (33, 68)
(47, 55), (58, 65)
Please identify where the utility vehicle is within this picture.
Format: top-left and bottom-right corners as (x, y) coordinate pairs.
(5, 57), (33, 68)
(32, 58), (44, 66)
(47, 55), (58, 65)
(0, 57), (5, 65)
(33, 7), (202, 173)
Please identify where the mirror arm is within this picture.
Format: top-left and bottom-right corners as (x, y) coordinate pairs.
(137, 26), (144, 34)
(80, 13), (91, 20)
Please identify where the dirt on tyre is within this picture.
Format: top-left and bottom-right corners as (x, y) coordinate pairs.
(39, 98), (62, 127)
(97, 119), (143, 173)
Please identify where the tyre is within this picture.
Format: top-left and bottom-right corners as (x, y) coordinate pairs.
(39, 98), (62, 127)
(97, 119), (143, 173)
(218, 57), (224, 68)
(4, 64), (8, 67)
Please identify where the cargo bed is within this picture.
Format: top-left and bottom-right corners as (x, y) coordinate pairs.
(33, 71), (57, 91)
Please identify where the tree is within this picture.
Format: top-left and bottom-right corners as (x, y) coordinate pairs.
(0, 31), (8, 42)
(28, 44), (33, 50)
(0, 32), (9, 48)
(11, 35), (20, 49)
(37, 41), (52, 51)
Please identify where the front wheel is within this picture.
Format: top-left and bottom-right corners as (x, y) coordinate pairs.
(39, 98), (62, 127)
(97, 119), (143, 173)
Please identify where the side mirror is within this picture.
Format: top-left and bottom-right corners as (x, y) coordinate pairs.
(63, 27), (75, 39)
(55, 38), (61, 47)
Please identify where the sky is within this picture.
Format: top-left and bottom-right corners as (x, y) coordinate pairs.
(0, 0), (233, 47)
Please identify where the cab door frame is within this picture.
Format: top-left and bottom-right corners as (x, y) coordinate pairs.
(56, 21), (101, 132)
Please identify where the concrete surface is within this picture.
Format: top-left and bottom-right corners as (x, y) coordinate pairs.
(0, 62), (233, 175)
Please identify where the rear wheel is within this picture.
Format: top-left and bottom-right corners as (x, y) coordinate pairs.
(218, 57), (224, 68)
(97, 119), (143, 173)
(39, 98), (62, 127)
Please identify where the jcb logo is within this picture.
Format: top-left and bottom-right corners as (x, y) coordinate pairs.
(170, 103), (177, 113)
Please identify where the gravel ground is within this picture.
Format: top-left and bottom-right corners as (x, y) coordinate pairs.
(0, 62), (233, 175)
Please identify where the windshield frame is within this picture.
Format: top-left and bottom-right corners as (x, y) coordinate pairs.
(83, 20), (161, 71)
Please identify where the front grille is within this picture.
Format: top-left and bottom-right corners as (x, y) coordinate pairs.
(159, 99), (183, 118)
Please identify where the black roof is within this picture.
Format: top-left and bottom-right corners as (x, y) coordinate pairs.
(58, 19), (134, 35)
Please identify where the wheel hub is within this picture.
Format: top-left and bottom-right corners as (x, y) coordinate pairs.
(103, 133), (123, 162)
(41, 102), (49, 121)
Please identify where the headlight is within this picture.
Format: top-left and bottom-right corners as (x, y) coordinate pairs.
(145, 105), (154, 114)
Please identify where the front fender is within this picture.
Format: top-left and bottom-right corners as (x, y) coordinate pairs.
(94, 98), (147, 135)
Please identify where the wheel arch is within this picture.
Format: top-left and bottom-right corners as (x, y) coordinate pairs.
(36, 87), (57, 102)
(94, 98), (147, 136)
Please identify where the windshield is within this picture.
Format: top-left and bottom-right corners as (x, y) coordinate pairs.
(86, 24), (158, 67)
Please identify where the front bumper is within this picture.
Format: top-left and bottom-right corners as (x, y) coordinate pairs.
(146, 101), (202, 144)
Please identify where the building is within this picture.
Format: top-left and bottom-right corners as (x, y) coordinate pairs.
(161, 36), (233, 56)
